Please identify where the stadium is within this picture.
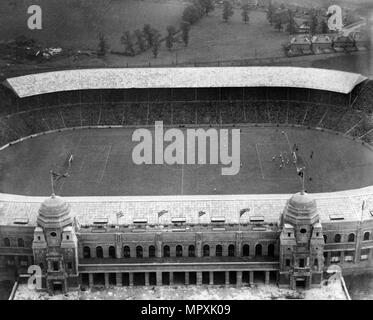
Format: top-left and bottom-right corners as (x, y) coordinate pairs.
(0, 66), (373, 293)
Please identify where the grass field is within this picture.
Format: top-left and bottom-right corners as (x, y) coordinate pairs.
(1, 126), (372, 197)
(0, 0), (185, 51)
(0, 0), (371, 70)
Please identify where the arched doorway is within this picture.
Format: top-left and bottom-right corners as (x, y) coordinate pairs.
(203, 245), (210, 257)
(176, 245), (183, 257)
(216, 245), (222, 257)
(267, 244), (275, 257)
(242, 244), (249, 256)
(228, 245), (235, 257)
(136, 246), (143, 258)
(109, 246), (116, 258)
(96, 246), (103, 258)
(163, 245), (170, 257)
(255, 244), (262, 257)
(83, 246), (91, 258)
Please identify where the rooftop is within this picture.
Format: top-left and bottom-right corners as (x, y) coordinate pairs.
(0, 186), (372, 228)
(3, 67), (367, 98)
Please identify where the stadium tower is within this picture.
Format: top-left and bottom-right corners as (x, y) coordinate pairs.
(32, 194), (79, 293)
(279, 191), (325, 289)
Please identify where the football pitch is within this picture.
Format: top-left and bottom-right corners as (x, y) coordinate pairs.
(1, 126), (373, 197)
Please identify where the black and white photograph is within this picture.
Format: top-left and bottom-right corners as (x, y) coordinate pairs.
(0, 0), (373, 307)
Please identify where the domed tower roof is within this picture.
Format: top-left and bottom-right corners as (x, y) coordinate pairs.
(283, 191), (319, 226)
(37, 194), (73, 229)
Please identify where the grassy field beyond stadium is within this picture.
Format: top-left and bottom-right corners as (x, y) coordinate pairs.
(1, 126), (373, 197)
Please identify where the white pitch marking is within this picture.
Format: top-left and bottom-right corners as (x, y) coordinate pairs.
(99, 145), (112, 182)
(255, 143), (265, 180)
(181, 163), (184, 195)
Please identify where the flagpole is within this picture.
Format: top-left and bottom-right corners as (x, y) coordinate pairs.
(361, 200), (365, 224)
(49, 170), (55, 195)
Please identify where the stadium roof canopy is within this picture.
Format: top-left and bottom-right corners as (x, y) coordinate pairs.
(3, 67), (368, 98)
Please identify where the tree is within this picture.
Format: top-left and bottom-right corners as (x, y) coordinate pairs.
(180, 21), (191, 47)
(241, 3), (250, 24)
(97, 33), (109, 56)
(182, 5), (202, 25)
(143, 24), (154, 48)
(200, 0), (214, 16)
(121, 31), (135, 56)
(286, 9), (296, 34)
(222, 0), (234, 22)
(274, 17), (282, 31)
(134, 29), (146, 52)
(319, 19), (329, 34)
(152, 30), (161, 58)
(166, 25), (176, 51)
(267, 1), (275, 25)
(309, 10), (318, 35)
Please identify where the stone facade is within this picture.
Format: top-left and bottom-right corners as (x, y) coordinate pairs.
(1, 189), (373, 293)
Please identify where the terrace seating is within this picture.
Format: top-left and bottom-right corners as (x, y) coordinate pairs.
(353, 81), (373, 115)
(99, 103), (125, 126)
(320, 106), (348, 131)
(0, 90), (373, 146)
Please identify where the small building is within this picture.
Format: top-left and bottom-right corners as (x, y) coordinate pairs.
(333, 35), (356, 52)
(311, 35), (334, 54)
(294, 17), (310, 34)
(351, 32), (370, 51)
(288, 35), (312, 56)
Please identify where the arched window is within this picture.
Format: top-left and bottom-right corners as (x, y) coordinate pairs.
(323, 235), (327, 243)
(215, 245), (222, 257)
(188, 245), (195, 257)
(3, 238), (10, 247)
(136, 246), (143, 258)
(334, 234), (341, 243)
(243, 244), (250, 256)
(109, 246), (116, 258)
(203, 245), (210, 257)
(228, 244), (235, 257)
(17, 238), (24, 247)
(364, 232), (370, 241)
(123, 246), (130, 258)
(348, 233), (355, 242)
(163, 245), (170, 257)
(176, 245), (183, 257)
(255, 244), (262, 257)
(83, 246), (91, 258)
(268, 243), (275, 257)
(96, 246), (103, 258)
(149, 246), (156, 258)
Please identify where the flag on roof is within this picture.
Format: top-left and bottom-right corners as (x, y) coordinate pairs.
(240, 208), (250, 217)
(158, 210), (168, 218)
(116, 211), (124, 218)
(198, 211), (206, 217)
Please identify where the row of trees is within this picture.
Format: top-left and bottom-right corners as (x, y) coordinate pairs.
(222, 1), (251, 24)
(97, 0), (251, 58)
(97, 21), (192, 58)
(182, 0), (215, 25)
(266, 4), (329, 35)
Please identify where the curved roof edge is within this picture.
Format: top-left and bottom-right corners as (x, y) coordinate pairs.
(3, 67), (368, 98)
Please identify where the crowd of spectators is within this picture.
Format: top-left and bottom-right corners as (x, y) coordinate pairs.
(0, 85), (372, 146)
